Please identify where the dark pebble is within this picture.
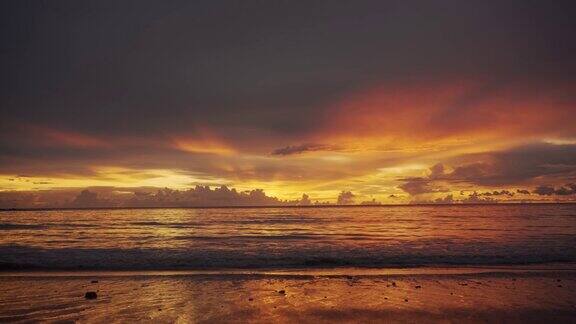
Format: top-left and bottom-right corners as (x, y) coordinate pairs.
(278, 290), (286, 295)
(558, 285), (563, 288)
(84, 291), (97, 300)
(249, 298), (254, 301)
(415, 285), (422, 289)
(91, 280), (98, 283)
(404, 298), (408, 302)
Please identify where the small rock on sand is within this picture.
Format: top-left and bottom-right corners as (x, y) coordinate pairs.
(84, 291), (97, 300)
(278, 290), (286, 295)
(415, 285), (422, 289)
(91, 280), (98, 283)
(249, 298), (254, 301)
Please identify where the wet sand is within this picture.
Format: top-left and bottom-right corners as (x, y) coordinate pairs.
(1, 267), (575, 323)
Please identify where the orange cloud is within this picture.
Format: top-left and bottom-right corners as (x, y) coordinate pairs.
(172, 137), (236, 155)
(312, 80), (576, 153)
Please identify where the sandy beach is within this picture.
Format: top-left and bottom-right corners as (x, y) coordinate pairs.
(1, 266), (575, 323)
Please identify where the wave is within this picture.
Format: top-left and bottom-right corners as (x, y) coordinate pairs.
(0, 223), (99, 230)
(1, 245), (574, 271)
(0, 223), (47, 230)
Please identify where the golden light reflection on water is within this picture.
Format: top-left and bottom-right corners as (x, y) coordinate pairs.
(1, 205), (575, 270)
(0, 206), (573, 250)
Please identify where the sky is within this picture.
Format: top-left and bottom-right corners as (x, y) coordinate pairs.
(1, 0), (576, 207)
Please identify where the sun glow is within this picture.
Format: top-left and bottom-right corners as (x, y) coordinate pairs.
(172, 137), (236, 155)
(0, 167), (199, 191)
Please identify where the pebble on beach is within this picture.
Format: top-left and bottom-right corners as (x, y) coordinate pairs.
(84, 291), (97, 300)
(278, 290), (286, 295)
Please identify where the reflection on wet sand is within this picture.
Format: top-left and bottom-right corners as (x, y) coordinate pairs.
(1, 269), (575, 323)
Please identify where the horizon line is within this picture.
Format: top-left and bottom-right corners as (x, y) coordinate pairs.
(2, 201), (576, 212)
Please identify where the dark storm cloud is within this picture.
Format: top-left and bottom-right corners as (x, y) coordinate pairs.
(533, 184), (576, 196)
(271, 143), (336, 156)
(398, 143), (576, 195)
(398, 178), (441, 195)
(448, 143), (576, 186)
(398, 163), (451, 195)
(2, 0), (576, 140)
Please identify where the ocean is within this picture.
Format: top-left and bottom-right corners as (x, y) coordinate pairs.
(1, 204), (575, 271)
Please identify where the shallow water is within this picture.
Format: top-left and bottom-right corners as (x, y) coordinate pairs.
(1, 205), (575, 270)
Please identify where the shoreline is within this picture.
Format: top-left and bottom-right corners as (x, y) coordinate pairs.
(2, 263), (576, 277)
(2, 265), (575, 323)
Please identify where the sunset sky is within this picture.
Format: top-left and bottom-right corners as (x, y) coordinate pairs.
(1, 0), (576, 207)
